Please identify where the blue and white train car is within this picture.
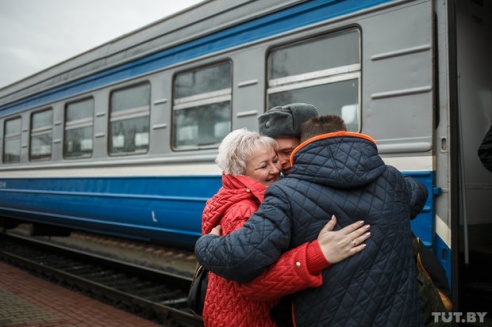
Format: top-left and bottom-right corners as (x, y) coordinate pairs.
(1, 0), (491, 314)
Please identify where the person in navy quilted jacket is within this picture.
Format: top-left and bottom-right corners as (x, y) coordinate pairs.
(200, 128), (371, 327)
(196, 114), (428, 327)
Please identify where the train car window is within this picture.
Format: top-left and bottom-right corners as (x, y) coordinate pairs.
(3, 117), (22, 164)
(267, 29), (361, 132)
(173, 61), (232, 150)
(64, 98), (94, 158)
(109, 83), (150, 155)
(30, 109), (53, 161)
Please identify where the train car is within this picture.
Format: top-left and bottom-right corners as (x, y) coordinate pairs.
(0, 0), (491, 316)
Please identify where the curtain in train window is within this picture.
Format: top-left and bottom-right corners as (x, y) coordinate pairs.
(3, 117), (22, 164)
(30, 109), (53, 161)
(172, 61), (232, 150)
(109, 83), (150, 155)
(64, 98), (94, 158)
(267, 29), (361, 131)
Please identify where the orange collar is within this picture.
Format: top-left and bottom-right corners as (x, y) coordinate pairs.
(290, 131), (376, 167)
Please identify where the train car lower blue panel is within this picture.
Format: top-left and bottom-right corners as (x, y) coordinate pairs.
(0, 176), (223, 248)
(0, 170), (438, 254)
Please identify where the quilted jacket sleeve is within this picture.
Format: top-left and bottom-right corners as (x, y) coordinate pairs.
(195, 183), (293, 283)
(238, 240), (328, 301)
(403, 175), (429, 218)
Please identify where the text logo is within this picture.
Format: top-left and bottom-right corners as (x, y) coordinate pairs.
(432, 312), (487, 324)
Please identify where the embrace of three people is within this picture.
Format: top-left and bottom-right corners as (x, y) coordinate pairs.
(195, 103), (429, 327)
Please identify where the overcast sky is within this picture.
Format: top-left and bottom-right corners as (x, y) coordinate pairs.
(0, 0), (203, 89)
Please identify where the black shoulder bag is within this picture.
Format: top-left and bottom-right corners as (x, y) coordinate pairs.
(187, 262), (209, 316)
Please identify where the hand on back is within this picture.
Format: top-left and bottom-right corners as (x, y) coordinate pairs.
(317, 215), (370, 264)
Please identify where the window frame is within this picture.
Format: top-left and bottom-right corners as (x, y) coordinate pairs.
(108, 82), (151, 156)
(3, 116), (22, 164)
(63, 97), (95, 159)
(266, 29), (362, 131)
(172, 60), (233, 151)
(29, 108), (53, 162)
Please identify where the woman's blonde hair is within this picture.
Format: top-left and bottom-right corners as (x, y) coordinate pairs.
(216, 128), (277, 175)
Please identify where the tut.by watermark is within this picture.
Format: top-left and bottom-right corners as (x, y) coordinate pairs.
(432, 312), (488, 323)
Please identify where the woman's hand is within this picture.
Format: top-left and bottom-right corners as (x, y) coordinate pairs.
(210, 225), (222, 236)
(317, 215), (370, 264)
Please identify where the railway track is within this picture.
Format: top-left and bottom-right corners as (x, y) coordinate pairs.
(0, 232), (203, 327)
